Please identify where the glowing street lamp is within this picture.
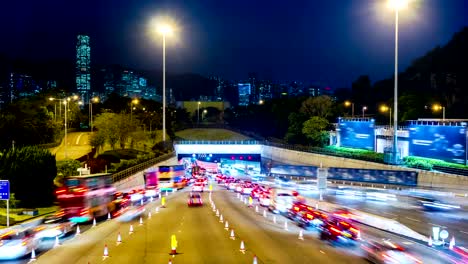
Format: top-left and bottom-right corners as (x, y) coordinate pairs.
(130, 98), (139, 122)
(90, 97), (99, 132)
(157, 23), (173, 142)
(387, 0), (409, 164)
(197, 101), (201, 125)
(344, 101), (355, 118)
(432, 104), (445, 121)
(362, 106), (368, 118)
(380, 105), (392, 127)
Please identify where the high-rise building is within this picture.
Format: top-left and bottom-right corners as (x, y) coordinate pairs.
(238, 83), (251, 106)
(76, 35), (91, 102)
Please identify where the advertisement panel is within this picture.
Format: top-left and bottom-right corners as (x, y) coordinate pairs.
(269, 165), (417, 186)
(338, 119), (375, 150)
(408, 125), (467, 164)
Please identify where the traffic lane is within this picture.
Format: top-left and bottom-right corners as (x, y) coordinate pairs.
(322, 194), (468, 247)
(212, 186), (366, 263)
(94, 189), (251, 263)
(32, 191), (180, 263)
(223, 187), (452, 264)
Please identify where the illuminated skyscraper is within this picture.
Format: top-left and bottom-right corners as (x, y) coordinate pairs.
(76, 35), (91, 102)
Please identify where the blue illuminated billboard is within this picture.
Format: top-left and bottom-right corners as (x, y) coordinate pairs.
(338, 119), (375, 150)
(409, 125), (467, 164)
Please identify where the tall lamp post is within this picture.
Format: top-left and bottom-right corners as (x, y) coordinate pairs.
(157, 24), (173, 142)
(197, 101), (201, 125)
(130, 98), (139, 122)
(90, 97), (99, 132)
(432, 104), (445, 121)
(388, 0), (408, 164)
(345, 101), (355, 118)
(50, 95), (78, 159)
(380, 105), (392, 127)
(362, 106), (367, 118)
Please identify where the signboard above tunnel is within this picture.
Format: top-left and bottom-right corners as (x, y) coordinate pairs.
(337, 118), (375, 151)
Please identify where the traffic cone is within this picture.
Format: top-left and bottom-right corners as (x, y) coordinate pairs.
(263, 209), (267, 218)
(219, 214), (224, 223)
(129, 224), (134, 234)
(428, 236), (433, 247)
(240, 241), (246, 254)
(139, 216), (144, 226)
(76, 225), (81, 236)
(216, 209), (220, 217)
(284, 221), (288, 231)
(230, 229), (235, 240)
(54, 236), (60, 248)
(140, 199), (144, 206)
(150, 196), (154, 203)
(117, 232), (122, 245)
(237, 193), (240, 199)
(273, 216), (277, 224)
(315, 203), (319, 210)
(168, 259), (172, 264)
(103, 244), (109, 259)
(252, 255), (258, 264)
(213, 205), (216, 212)
(30, 248), (37, 262)
(92, 217), (97, 227)
(255, 205), (259, 213)
(170, 234), (177, 255)
(224, 221), (229, 230)
(155, 207), (160, 213)
(449, 236), (455, 250)
(298, 230), (304, 240)
(107, 212), (111, 220)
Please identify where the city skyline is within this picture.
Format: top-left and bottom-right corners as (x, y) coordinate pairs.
(1, 0), (468, 88)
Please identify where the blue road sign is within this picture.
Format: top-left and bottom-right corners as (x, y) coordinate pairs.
(0, 180), (10, 200)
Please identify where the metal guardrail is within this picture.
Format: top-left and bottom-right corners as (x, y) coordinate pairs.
(173, 140), (262, 145)
(111, 152), (176, 183)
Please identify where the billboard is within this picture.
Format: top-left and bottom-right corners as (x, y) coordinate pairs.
(269, 165), (418, 186)
(338, 119), (375, 150)
(408, 125), (467, 164)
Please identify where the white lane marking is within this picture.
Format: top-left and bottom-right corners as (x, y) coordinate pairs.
(405, 217), (421, 222)
(460, 230), (468, 235)
(382, 212), (397, 217)
(402, 241), (413, 245)
(75, 133), (84, 145)
(319, 250), (325, 254)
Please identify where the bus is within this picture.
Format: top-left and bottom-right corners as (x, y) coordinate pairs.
(143, 168), (159, 198)
(55, 173), (116, 223)
(158, 165), (186, 192)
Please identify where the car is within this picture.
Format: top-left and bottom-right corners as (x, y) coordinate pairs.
(417, 197), (461, 211)
(259, 192), (270, 207)
(33, 213), (76, 241)
(286, 202), (310, 221)
(361, 240), (422, 264)
(192, 183), (204, 192)
(319, 218), (360, 245)
(297, 207), (328, 229)
(188, 193), (203, 206)
(0, 228), (38, 260)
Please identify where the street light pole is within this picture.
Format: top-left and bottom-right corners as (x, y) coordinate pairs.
(197, 102), (200, 125)
(64, 100), (68, 159)
(162, 33), (166, 142)
(392, 8), (400, 164)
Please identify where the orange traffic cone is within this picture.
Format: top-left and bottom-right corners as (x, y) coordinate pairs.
(449, 236), (455, 250)
(219, 214), (224, 223)
(284, 221), (288, 231)
(92, 218), (97, 227)
(148, 211), (152, 219)
(255, 205), (259, 213)
(139, 216), (144, 226)
(273, 216), (277, 224)
(76, 225), (81, 236)
(263, 210), (267, 218)
(107, 212), (111, 220)
(54, 236), (60, 248)
(224, 221), (229, 230)
(298, 230), (304, 240)
(428, 236), (433, 247)
(168, 259), (172, 264)
(30, 248), (37, 262)
(129, 224), (134, 234)
(155, 207), (160, 213)
(252, 255), (258, 264)
(103, 244), (109, 259)
(117, 232), (122, 245)
(230, 229), (235, 240)
(240, 241), (246, 254)
(216, 209), (220, 217)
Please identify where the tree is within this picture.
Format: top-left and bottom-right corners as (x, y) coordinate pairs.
(0, 146), (56, 207)
(93, 112), (120, 150)
(300, 95), (334, 119)
(302, 116), (330, 147)
(284, 112), (307, 144)
(89, 131), (106, 154)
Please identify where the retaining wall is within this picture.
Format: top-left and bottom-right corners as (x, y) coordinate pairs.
(262, 145), (468, 192)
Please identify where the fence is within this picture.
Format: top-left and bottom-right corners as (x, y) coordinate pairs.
(111, 152), (176, 183)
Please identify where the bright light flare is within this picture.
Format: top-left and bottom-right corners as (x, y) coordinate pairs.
(387, 0), (408, 10)
(158, 24), (173, 35)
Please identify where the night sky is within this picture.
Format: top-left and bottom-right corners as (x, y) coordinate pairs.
(1, 0), (467, 88)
